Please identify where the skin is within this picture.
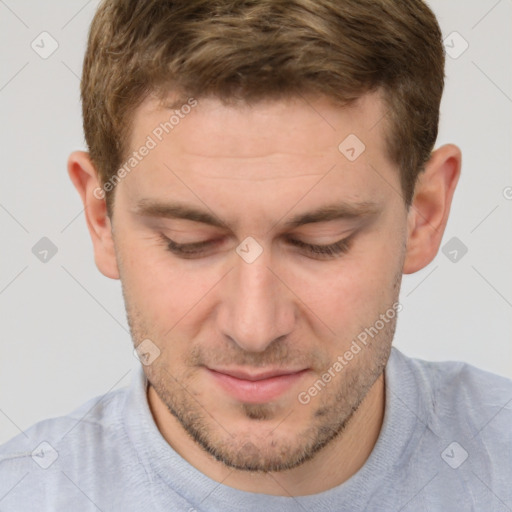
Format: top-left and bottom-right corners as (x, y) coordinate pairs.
(68, 90), (461, 496)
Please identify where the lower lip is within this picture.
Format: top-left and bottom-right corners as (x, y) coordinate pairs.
(207, 369), (308, 403)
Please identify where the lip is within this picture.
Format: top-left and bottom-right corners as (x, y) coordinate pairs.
(206, 367), (309, 403)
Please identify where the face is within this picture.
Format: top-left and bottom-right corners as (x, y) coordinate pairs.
(110, 92), (408, 472)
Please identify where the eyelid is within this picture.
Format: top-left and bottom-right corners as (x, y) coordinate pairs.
(161, 232), (354, 260)
(164, 236), (215, 252)
(163, 234), (349, 249)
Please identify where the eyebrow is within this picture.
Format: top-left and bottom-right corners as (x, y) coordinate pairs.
(133, 199), (380, 231)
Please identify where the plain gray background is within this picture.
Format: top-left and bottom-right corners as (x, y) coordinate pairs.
(1, 0), (511, 445)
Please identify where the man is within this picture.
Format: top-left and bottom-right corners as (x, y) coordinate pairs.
(1, 0), (511, 510)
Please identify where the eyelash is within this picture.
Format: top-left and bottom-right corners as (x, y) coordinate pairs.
(161, 235), (351, 260)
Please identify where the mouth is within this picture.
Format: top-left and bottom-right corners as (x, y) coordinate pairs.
(205, 367), (310, 403)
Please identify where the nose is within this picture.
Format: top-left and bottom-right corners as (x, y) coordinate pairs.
(217, 244), (296, 353)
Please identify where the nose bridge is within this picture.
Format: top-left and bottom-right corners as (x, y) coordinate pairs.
(219, 247), (293, 352)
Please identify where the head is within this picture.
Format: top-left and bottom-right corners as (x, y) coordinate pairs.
(68, 0), (460, 472)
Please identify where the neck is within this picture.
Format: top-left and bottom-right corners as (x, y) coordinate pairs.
(147, 372), (385, 496)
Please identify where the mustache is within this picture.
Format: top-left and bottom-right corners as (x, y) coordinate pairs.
(184, 340), (330, 371)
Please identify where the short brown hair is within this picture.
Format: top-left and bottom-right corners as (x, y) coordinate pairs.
(81, 0), (445, 213)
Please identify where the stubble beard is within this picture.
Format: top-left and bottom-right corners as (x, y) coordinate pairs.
(121, 262), (402, 473)
(130, 315), (396, 473)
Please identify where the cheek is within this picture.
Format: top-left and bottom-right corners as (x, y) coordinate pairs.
(300, 233), (402, 336)
(118, 233), (222, 330)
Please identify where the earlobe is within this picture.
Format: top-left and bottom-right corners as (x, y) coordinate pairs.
(67, 151), (120, 279)
(403, 144), (461, 274)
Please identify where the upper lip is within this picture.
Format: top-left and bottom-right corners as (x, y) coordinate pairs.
(207, 367), (307, 381)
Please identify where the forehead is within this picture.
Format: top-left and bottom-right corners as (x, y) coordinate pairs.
(129, 90), (390, 165)
(118, 91), (399, 229)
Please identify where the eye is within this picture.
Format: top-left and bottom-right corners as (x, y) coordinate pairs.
(161, 234), (351, 260)
(287, 238), (350, 259)
(163, 236), (216, 259)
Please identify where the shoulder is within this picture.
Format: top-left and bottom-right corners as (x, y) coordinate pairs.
(389, 347), (512, 454)
(392, 347), (512, 416)
(0, 383), (133, 502)
(0, 383), (128, 457)
(388, 347), (512, 444)
(386, 348), (512, 507)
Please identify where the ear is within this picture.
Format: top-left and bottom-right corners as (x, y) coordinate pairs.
(67, 151), (120, 279)
(403, 144), (461, 274)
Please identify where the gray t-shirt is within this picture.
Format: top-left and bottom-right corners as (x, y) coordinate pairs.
(1, 347), (511, 511)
